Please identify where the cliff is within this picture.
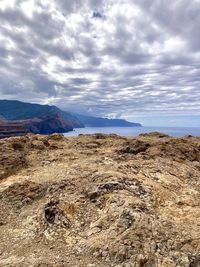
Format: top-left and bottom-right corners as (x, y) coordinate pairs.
(0, 120), (28, 138)
(0, 114), (74, 137)
(0, 132), (200, 266)
(0, 100), (84, 132)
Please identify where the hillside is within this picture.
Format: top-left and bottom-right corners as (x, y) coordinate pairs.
(0, 132), (200, 266)
(0, 114), (77, 137)
(0, 100), (141, 134)
(73, 113), (142, 127)
(0, 100), (84, 130)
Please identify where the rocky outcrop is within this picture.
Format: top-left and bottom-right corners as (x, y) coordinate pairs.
(0, 100), (84, 133)
(24, 114), (74, 134)
(0, 120), (28, 138)
(0, 133), (200, 266)
(0, 114), (74, 137)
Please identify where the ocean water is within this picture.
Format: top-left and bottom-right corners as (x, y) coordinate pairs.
(64, 126), (200, 137)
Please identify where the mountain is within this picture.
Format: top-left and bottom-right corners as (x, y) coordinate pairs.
(0, 100), (84, 128)
(73, 113), (142, 127)
(0, 100), (142, 136)
(0, 100), (84, 134)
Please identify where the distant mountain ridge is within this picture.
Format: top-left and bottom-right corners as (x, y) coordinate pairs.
(73, 113), (142, 127)
(0, 100), (142, 135)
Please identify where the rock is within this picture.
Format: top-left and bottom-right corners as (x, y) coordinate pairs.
(1, 180), (47, 205)
(0, 138), (27, 179)
(189, 256), (200, 267)
(86, 180), (149, 200)
(48, 134), (64, 141)
(43, 200), (70, 228)
(139, 131), (170, 138)
(31, 140), (46, 150)
(11, 141), (25, 151)
(120, 140), (150, 155)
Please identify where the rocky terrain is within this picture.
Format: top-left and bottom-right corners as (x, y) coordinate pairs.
(0, 132), (200, 267)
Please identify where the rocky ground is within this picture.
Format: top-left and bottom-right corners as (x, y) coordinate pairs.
(0, 132), (200, 267)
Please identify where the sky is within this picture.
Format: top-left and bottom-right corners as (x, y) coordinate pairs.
(0, 0), (200, 126)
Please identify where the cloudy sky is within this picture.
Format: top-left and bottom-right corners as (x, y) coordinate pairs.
(0, 0), (200, 126)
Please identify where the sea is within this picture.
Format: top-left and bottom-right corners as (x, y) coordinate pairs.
(64, 126), (200, 137)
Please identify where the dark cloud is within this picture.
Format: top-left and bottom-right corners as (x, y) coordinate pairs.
(0, 0), (200, 118)
(92, 11), (103, 19)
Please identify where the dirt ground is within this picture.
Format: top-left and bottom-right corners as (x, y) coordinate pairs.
(0, 132), (200, 267)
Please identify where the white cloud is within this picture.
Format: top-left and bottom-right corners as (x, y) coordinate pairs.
(0, 0), (200, 117)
